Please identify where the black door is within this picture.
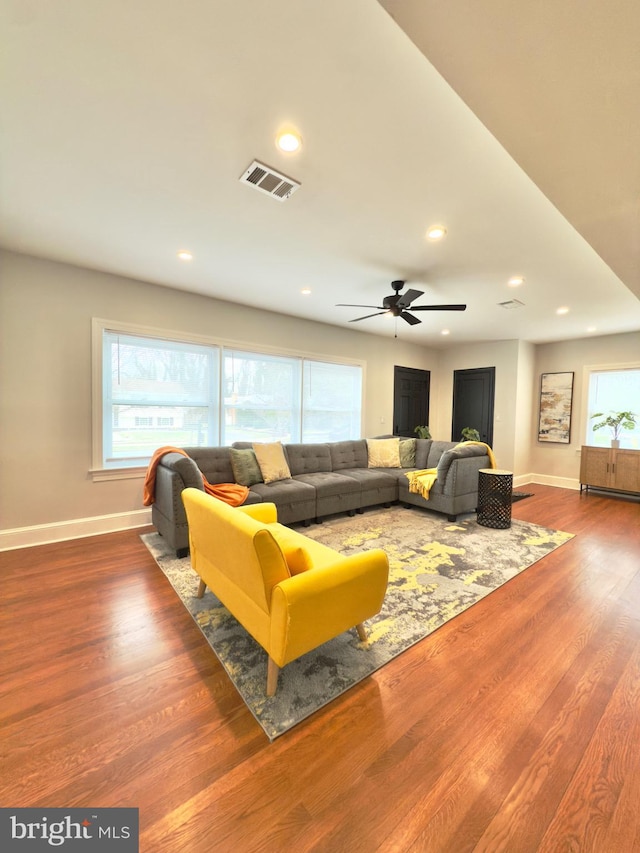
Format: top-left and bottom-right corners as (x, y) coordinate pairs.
(451, 367), (495, 445)
(393, 366), (431, 437)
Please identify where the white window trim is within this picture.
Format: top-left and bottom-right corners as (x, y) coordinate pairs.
(91, 318), (366, 481)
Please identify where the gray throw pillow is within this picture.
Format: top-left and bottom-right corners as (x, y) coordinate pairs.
(229, 448), (264, 487)
(399, 438), (416, 468)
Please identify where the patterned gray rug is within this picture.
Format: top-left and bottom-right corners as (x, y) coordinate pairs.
(141, 506), (573, 740)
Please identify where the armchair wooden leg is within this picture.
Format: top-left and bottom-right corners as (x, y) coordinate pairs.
(266, 657), (279, 697)
(197, 579), (206, 599)
(356, 623), (367, 642)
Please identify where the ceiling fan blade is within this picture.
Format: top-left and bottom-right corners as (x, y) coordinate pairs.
(396, 288), (423, 309)
(400, 311), (421, 325)
(349, 311), (389, 322)
(409, 304), (467, 312)
(336, 303), (385, 309)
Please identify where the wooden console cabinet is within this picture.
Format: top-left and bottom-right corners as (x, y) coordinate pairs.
(580, 446), (640, 494)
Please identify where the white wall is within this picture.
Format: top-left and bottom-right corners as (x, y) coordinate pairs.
(2, 249), (638, 547)
(0, 251), (437, 543)
(530, 331), (640, 486)
(435, 339), (522, 471)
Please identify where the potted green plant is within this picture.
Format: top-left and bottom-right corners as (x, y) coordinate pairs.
(414, 425), (431, 439)
(590, 410), (637, 448)
(461, 427), (481, 442)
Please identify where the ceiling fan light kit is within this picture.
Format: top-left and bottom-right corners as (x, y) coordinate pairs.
(337, 280), (466, 326)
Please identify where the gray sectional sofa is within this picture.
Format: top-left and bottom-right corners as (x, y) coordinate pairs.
(150, 438), (492, 557)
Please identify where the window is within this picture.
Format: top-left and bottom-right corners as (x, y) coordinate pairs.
(302, 359), (362, 442)
(94, 321), (363, 471)
(101, 330), (220, 467)
(584, 365), (640, 449)
(222, 350), (301, 445)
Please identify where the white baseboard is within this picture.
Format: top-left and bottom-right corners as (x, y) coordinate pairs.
(0, 474), (583, 552)
(0, 508), (152, 552)
(515, 473), (580, 491)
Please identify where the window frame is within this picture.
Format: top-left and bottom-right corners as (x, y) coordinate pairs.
(91, 318), (365, 480)
(580, 360), (640, 448)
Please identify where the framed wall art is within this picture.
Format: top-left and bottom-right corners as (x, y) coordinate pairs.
(537, 371), (574, 443)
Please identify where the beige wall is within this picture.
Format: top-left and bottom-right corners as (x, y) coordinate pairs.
(0, 251), (436, 535)
(2, 249), (638, 545)
(530, 331), (640, 484)
(435, 339), (522, 471)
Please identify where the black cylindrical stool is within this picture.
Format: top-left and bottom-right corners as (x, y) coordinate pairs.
(477, 469), (513, 529)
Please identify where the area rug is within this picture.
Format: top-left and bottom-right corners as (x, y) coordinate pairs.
(141, 506), (573, 740)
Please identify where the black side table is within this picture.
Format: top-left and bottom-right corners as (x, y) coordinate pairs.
(477, 469), (513, 529)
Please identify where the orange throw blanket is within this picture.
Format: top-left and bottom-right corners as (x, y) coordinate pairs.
(143, 446), (249, 508)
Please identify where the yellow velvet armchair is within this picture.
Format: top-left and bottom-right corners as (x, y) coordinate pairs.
(181, 488), (389, 696)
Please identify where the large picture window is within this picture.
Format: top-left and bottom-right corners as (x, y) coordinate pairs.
(94, 322), (363, 471)
(584, 365), (640, 449)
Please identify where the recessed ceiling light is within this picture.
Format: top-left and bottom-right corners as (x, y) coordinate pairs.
(426, 225), (447, 241)
(441, 329), (450, 336)
(177, 250), (193, 261)
(508, 276), (525, 287)
(587, 325), (597, 332)
(276, 130), (302, 153)
(556, 306), (569, 315)
(301, 288), (311, 295)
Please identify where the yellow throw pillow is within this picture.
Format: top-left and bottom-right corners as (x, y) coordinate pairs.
(367, 437), (401, 468)
(253, 441), (292, 484)
(269, 523), (314, 575)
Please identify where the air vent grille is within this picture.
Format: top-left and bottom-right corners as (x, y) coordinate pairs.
(239, 160), (300, 201)
(498, 299), (525, 309)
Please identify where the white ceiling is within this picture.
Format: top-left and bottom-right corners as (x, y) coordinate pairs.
(2, 0), (639, 348)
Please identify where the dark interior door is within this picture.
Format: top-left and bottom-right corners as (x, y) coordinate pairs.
(451, 367), (495, 445)
(393, 366), (430, 437)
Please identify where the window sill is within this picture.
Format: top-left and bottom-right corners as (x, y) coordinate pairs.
(89, 466), (147, 482)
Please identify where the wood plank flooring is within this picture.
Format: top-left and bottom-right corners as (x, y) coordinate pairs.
(1, 485), (639, 852)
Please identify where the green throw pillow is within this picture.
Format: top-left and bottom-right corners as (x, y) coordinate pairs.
(229, 448), (264, 487)
(399, 438), (416, 468)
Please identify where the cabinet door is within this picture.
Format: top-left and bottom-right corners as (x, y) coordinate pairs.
(580, 447), (611, 488)
(612, 449), (640, 493)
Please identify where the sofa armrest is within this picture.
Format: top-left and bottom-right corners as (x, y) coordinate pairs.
(269, 549), (389, 666)
(157, 452), (204, 488)
(439, 455), (489, 496)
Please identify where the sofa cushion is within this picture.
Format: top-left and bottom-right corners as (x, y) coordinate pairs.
(253, 441), (292, 484)
(294, 471), (360, 498)
(399, 438), (416, 468)
(367, 437), (401, 468)
(414, 438), (432, 469)
(183, 446), (237, 484)
(285, 443), (332, 475)
(249, 478), (317, 524)
(329, 439), (368, 471)
(229, 448), (264, 487)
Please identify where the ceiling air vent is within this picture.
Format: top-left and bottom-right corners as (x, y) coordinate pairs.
(239, 160), (301, 201)
(498, 298), (525, 309)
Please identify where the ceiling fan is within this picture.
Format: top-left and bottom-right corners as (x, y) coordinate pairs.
(336, 280), (467, 325)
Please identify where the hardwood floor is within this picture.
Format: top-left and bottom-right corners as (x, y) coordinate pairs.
(1, 484), (639, 852)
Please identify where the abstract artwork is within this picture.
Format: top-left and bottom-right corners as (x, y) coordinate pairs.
(538, 371), (574, 443)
